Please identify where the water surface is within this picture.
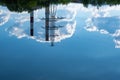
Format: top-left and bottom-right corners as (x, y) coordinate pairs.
(0, 3), (120, 80)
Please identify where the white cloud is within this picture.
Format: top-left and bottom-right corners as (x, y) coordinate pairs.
(2, 3), (120, 47)
(85, 5), (120, 48)
(6, 4), (77, 43)
(85, 26), (98, 32)
(0, 7), (10, 26)
(100, 29), (109, 34)
(114, 40), (120, 48)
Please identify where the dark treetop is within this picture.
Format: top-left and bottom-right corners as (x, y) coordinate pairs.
(0, 0), (120, 12)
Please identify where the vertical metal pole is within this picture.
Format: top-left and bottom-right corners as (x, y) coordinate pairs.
(45, 6), (49, 41)
(30, 11), (34, 36)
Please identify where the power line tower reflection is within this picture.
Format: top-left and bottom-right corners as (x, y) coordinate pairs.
(44, 5), (65, 46)
(49, 5), (58, 46)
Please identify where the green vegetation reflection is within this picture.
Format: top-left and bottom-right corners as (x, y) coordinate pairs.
(0, 0), (120, 12)
(0, 0), (72, 12)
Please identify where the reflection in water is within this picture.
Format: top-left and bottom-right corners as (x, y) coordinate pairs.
(1, 2), (120, 48)
(0, 2), (84, 47)
(85, 5), (120, 48)
(1, 2), (120, 80)
(6, 4), (76, 46)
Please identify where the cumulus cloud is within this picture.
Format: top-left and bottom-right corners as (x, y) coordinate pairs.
(4, 3), (120, 47)
(85, 5), (120, 48)
(6, 4), (77, 44)
(0, 7), (10, 26)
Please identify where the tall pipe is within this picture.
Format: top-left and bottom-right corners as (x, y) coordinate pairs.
(45, 6), (49, 41)
(30, 11), (34, 36)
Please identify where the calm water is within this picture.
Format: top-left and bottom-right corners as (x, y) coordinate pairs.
(1, 3), (120, 80)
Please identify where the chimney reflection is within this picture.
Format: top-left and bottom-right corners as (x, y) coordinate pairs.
(30, 11), (34, 36)
(45, 6), (50, 41)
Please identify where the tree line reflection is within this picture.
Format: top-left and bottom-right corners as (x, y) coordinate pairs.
(0, 0), (120, 12)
